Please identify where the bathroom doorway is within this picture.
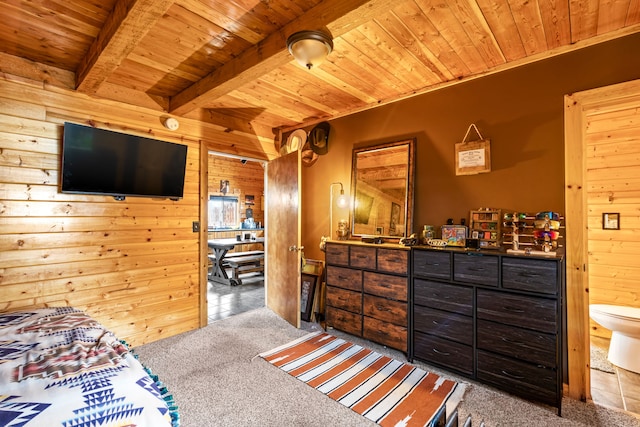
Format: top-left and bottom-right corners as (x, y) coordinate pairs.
(565, 79), (640, 415)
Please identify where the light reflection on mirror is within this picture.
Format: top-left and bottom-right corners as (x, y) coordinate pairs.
(350, 138), (415, 239)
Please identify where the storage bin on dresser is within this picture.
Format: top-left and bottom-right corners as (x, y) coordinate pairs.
(325, 242), (409, 352)
(411, 248), (564, 414)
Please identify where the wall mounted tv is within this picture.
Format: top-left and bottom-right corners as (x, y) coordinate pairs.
(61, 122), (188, 200)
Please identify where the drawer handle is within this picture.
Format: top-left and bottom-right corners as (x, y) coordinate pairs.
(432, 348), (450, 356)
(501, 370), (525, 380)
(519, 272), (540, 278)
(376, 305), (390, 312)
(500, 337), (521, 345)
(504, 306), (525, 313)
(432, 320), (440, 325)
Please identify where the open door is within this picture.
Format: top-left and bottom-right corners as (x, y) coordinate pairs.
(265, 151), (301, 328)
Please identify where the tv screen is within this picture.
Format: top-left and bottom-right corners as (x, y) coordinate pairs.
(61, 122), (187, 200)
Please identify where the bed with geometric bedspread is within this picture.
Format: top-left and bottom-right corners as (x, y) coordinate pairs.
(0, 307), (178, 427)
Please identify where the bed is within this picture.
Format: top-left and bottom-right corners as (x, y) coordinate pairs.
(0, 307), (178, 427)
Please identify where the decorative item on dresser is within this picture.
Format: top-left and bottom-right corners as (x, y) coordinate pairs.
(502, 211), (564, 255)
(411, 247), (565, 415)
(324, 241), (409, 352)
(469, 208), (501, 249)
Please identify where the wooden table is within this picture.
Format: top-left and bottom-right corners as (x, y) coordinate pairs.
(208, 237), (265, 285)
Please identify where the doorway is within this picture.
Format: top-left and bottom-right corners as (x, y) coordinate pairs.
(205, 152), (266, 323)
(564, 79), (640, 414)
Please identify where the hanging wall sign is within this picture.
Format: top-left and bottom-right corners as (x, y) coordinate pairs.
(455, 124), (491, 175)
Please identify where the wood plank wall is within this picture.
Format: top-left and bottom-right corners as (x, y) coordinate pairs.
(0, 75), (275, 346)
(586, 91), (640, 339)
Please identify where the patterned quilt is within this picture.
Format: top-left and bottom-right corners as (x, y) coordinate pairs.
(0, 307), (176, 427)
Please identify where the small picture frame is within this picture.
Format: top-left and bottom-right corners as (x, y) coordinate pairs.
(300, 273), (318, 322)
(603, 212), (620, 230)
(455, 139), (491, 176)
(376, 226), (384, 235)
(220, 179), (230, 194)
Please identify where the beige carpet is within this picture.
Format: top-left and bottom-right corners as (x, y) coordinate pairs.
(134, 307), (640, 427)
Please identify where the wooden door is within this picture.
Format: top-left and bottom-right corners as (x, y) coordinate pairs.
(564, 79), (640, 401)
(266, 151), (301, 328)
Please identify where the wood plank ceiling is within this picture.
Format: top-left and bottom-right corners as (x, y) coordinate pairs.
(2, 0), (639, 146)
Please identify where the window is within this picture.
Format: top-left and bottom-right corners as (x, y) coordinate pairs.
(208, 196), (239, 229)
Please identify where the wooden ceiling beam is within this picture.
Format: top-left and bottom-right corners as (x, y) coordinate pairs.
(75, 0), (176, 95)
(168, 0), (397, 116)
(184, 109), (278, 143)
(0, 52), (75, 90)
(95, 82), (170, 111)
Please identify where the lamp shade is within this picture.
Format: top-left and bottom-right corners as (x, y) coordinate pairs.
(287, 30), (333, 70)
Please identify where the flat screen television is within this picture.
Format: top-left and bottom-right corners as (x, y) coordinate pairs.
(61, 122), (188, 200)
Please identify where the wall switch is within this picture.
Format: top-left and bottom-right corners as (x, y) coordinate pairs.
(192, 221), (200, 232)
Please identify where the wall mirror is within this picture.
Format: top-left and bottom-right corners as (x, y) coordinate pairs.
(350, 138), (415, 239)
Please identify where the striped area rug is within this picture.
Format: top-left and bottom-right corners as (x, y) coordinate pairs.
(260, 331), (464, 427)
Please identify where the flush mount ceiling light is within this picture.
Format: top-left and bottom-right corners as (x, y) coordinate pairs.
(286, 30), (333, 70)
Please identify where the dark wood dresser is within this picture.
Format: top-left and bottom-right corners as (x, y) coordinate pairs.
(411, 248), (565, 414)
(325, 241), (409, 352)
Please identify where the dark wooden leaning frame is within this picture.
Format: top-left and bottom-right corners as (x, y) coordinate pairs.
(300, 273), (318, 322)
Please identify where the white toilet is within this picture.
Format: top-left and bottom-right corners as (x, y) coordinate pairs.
(589, 304), (640, 374)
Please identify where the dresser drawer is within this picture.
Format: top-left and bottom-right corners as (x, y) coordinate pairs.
(413, 332), (473, 375)
(453, 253), (498, 286)
(327, 307), (362, 336)
(477, 350), (558, 406)
(350, 246), (376, 269)
(326, 265), (362, 292)
(502, 257), (559, 295)
(477, 319), (557, 367)
(364, 272), (407, 301)
(363, 316), (407, 352)
(414, 279), (473, 316)
(414, 307), (473, 345)
(326, 286), (362, 314)
(325, 243), (349, 266)
(363, 294), (407, 326)
(413, 250), (451, 280)
(377, 248), (408, 274)
(477, 289), (557, 333)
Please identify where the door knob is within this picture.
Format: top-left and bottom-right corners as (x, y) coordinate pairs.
(289, 245), (305, 252)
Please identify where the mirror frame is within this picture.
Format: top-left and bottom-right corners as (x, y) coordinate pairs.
(350, 138), (415, 240)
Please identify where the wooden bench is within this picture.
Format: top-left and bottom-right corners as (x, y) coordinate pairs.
(208, 250), (263, 266)
(207, 250), (264, 278)
(226, 253), (264, 285)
